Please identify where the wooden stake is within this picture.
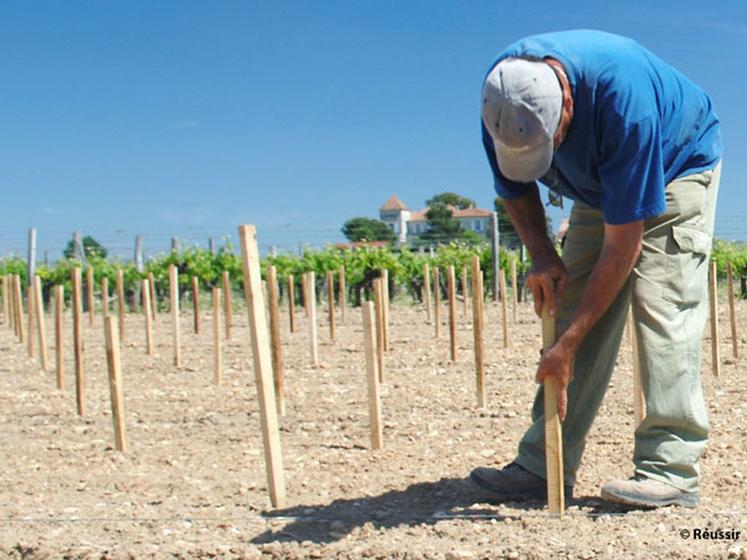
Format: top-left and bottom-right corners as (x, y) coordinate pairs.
(433, 267), (441, 338)
(710, 260), (720, 376)
(104, 316), (127, 452)
(55, 285), (64, 390)
(471, 257), (485, 407)
(361, 301), (383, 450)
(213, 287), (222, 385)
(288, 274), (296, 333)
(302, 272), (309, 318)
(461, 266), (469, 322)
(8, 276), (16, 334)
(101, 277), (109, 317)
(306, 271), (319, 366)
(222, 271), (232, 339)
(72, 268), (85, 415)
(267, 266), (284, 415)
(500, 268), (509, 348)
(338, 265), (346, 323)
(727, 261), (739, 359)
(382, 269), (389, 351)
(168, 265), (181, 367)
(191, 276), (200, 334)
(541, 307), (565, 516)
(116, 269), (126, 341)
(447, 266), (457, 362)
(14, 275), (24, 343)
(423, 263), (432, 323)
(148, 271), (157, 322)
(143, 279), (154, 355)
(511, 257), (518, 323)
(27, 284), (35, 358)
(87, 266), (95, 326)
(34, 276), (48, 371)
(373, 278), (385, 384)
(1, 274), (8, 325)
(237, 224), (287, 509)
(327, 270), (335, 340)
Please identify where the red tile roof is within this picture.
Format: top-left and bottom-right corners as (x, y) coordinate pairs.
(380, 194), (408, 211)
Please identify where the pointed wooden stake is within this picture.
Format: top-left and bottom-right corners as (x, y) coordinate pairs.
(72, 268), (85, 415)
(237, 224), (286, 509)
(361, 301), (383, 450)
(116, 269), (126, 341)
(55, 285), (64, 390)
(169, 265), (181, 367)
(191, 276), (200, 334)
(267, 266), (284, 415)
(104, 316), (128, 452)
(500, 268), (509, 348)
(471, 256), (485, 407)
(709, 260), (720, 376)
(423, 263), (432, 323)
(222, 271), (232, 339)
(142, 279), (154, 355)
(87, 266), (95, 326)
(433, 267), (441, 338)
(447, 266), (457, 362)
(288, 274), (296, 333)
(727, 262), (739, 359)
(373, 278), (385, 384)
(34, 276), (48, 371)
(541, 306), (564, 516)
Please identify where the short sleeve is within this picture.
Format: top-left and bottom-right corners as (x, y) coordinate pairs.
(481, 120), (534, 200)
(598, 115), (666, 224)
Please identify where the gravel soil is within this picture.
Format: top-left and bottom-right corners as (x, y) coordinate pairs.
(0, 294), (745, 559)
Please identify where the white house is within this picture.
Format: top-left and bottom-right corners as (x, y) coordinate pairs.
(379, 194), (493, 244)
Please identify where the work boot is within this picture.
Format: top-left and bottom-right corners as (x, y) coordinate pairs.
(469, 462), (574, 502)
(601, 475), (699, 508)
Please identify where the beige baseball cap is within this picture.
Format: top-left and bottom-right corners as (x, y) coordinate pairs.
(481, 57), (562, 183)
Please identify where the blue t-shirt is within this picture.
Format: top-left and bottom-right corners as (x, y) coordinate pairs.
(482, 30), (722, 224)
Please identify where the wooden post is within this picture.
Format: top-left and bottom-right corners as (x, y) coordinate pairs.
(27, 284), (35, 358)
(267, 267), (284, 415)
(511, 257), (518, 323)
(116, 269), (126, 341)
(423, 263), (432, 323)
(727, 262), (739, 359)
(338, 266), (346, 323)
(72, 268), (85, 415)
(710, 260), (720, 376)
(213, 287), (222, 385)
(191, 276), (200, 334)
(541, 307), (565, 516)
(306, 271), (318, 366)
(168, 265), (181, 367)
(104, 316), (127, 452)
(34, 276), (48, 371)
(302, 272), (309, 318)
(27, 227), (37, 285)
(142, 279), (154, 355)
(361, 301), (383, 450)
(447, 266), (457, 362)
(101, 277), (109, 317)
(490, 211), (500, 301)
(471, 256), (485, 407)
(55, 285), (64, 390)
(87, 266), (95, 326)
(461, 265), (469, 322)
(2, 275), (8, 326)
(500, 268), (509, 348)
(147, 271), (157, 322)
(373, 278), (385, 384)
(287, 274), (296, 333)
(433, 267), (441, 338)
(14, 275), (24, 343)
(382, 269), (390, 351)
(222, 271), (232, 339)
(326, 270), (335, 340)
(237, 225), (286, 509)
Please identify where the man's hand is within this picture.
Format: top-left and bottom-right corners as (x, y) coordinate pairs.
(536, 340), (575, 421)
(526, 251), (568, 318)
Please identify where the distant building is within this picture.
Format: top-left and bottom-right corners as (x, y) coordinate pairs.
(378, 194), (493, 244)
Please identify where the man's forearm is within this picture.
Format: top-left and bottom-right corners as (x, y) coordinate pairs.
(558, 223), (643, 354)
(502, 186), (556, 259)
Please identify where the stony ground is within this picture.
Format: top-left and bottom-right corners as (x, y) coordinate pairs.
(0, 292), (745, 559)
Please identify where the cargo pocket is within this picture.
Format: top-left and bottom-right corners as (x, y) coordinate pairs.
(663, 224), (712, 305)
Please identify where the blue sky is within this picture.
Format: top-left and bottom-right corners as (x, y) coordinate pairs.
(1, 1), (745, 259)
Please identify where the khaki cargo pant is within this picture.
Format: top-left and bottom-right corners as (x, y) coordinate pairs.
(515, 163), (721, 492)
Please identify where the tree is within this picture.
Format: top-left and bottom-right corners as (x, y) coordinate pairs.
(63, 235), (108, 259)
(341, 217), (396, 243)
(427, 192), (476, 210)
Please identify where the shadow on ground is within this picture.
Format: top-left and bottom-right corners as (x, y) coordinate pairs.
(250, 476), (631, 544)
